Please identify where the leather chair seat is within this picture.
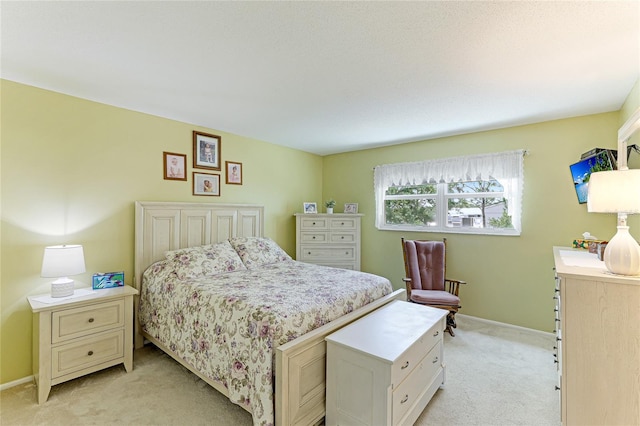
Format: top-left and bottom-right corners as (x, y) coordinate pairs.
(410, 289), (460, 306)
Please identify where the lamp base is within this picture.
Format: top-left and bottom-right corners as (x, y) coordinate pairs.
(603, 226), (640, 276)
(51, 277), (75, 298)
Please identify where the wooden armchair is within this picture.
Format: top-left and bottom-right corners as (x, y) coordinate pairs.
(401, 237), (466, 336)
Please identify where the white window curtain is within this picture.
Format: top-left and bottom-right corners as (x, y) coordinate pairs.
(374, 149), (525, 233)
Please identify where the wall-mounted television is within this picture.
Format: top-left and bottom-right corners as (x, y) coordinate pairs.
(569, 150), (616, 204)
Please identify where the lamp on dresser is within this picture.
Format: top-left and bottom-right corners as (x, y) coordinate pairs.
(587, 107), (640, 276)
(40, 244), (86, 297)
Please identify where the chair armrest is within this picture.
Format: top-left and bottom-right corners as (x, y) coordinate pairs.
(402, 277), (412, 301)
(444, 278), (466, 296)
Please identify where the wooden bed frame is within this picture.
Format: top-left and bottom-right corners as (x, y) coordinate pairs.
(133, 201), (404, 425)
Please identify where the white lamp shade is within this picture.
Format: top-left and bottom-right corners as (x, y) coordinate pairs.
(41, 245), (86, 278)
(587, 169), (640, 213)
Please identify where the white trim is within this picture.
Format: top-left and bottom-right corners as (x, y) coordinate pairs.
(457, 313), (555, 338)
(0, 375), (33, 391)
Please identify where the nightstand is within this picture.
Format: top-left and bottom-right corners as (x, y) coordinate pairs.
(27, 285), (138, 403)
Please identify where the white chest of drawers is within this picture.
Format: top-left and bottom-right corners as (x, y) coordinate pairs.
(326, 300), (448, 426)
(28, 286), (138, 403)
(295, 213), (363, 270)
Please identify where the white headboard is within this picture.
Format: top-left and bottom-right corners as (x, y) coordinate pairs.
(134, 201), (264, 291)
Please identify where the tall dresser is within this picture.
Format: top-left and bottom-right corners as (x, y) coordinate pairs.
(295, 213), (362, 270)
(552, 247), (640, 426)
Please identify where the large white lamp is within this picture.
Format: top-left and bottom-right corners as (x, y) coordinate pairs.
(41, 245), (86, 297)
(587, 107), (640, 276)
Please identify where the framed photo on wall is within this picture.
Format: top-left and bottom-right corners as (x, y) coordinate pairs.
(193, 172), (220, 196)
(344, 203), (358, 214)
(225, 161), (243, 185)
(163, 152), (187, 181)
(193, 131), (221, 170)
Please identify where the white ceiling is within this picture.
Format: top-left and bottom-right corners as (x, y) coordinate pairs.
(2, 1), (639, 156)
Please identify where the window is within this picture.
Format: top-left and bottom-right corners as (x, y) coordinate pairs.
(374, 150), (525, 235)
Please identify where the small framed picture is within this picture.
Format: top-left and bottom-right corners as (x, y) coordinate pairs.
(303, 202), (317, 214)
(225, 161), (243, 185)
(163, 152), (187, 181)
(344, 203), (358, 214)
(92, 272), (124, 289)
(193, 131), (221, 170)
(193, 172), (220, 196)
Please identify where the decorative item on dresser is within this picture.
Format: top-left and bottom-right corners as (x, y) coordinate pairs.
(27, 285), (138, 404)
(295, 212), (363, 270)
(552, 247), (640, 426)
(324, 199), (336, 214)
(326, 300), (448, 426)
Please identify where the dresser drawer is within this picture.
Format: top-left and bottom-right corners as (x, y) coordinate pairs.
(299, 246), (355, 261)
(300, 232), (328, 243)
(329, 232), (356, 243)
(392, 341), (443, 425)
(51, 330), (124, 378)
(299, 217), (329, 230)
(52, 300), (124, 343)
(328, 217), (358, 230)
(391, 318), (444, 386)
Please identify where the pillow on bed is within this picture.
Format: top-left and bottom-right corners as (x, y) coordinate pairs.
(164, 241), (246, 280)
(229, 237), (292, 269)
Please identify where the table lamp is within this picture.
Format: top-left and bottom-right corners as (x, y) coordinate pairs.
(41, 245), (86, 297)
(587, 107), (640, 276)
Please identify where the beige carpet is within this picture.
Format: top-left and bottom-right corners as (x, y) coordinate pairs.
(1, 316), (559, 425)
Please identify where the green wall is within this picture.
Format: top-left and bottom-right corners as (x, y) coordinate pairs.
(0, 80), (322, 384)
(1, 77), (638, 386)
(323, 110), (639, 332)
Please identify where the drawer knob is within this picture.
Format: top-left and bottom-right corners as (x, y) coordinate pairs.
(401, 361), (409, 370)
(312, 236), (316, 239)
(313, 222), (316, 225)
(555, 386), (561, 391)
(308, 252), (311, 255)
(400, 394), (409, 404)
(341, 222), (345, 225)
(432, 356), (439, 364)
(88, 350), (94, 356)
(433, 331), (439, 337)
(341, 236), (344, 239)
(88, 318), (95, 323)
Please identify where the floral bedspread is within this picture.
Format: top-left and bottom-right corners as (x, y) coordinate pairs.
(138, 260), (392, 426)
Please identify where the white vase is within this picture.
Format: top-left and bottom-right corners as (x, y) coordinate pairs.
(326, 207), (333, 214)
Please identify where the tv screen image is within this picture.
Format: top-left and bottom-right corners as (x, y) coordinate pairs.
(569, 150), (616, 204)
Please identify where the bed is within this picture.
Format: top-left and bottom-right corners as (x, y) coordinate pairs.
(133, 201), (404, 426)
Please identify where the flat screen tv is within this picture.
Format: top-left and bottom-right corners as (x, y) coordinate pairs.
(569, 150), (616, 204)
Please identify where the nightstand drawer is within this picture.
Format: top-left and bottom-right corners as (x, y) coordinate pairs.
(52, 300), (124, 343)
(52, 330), (124, 378)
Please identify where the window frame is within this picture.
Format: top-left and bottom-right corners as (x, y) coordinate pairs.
(374, 150), (524, 236)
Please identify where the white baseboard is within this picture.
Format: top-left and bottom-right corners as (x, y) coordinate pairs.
(1, 375), (33, 391)
(457, 313), (555, 338)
